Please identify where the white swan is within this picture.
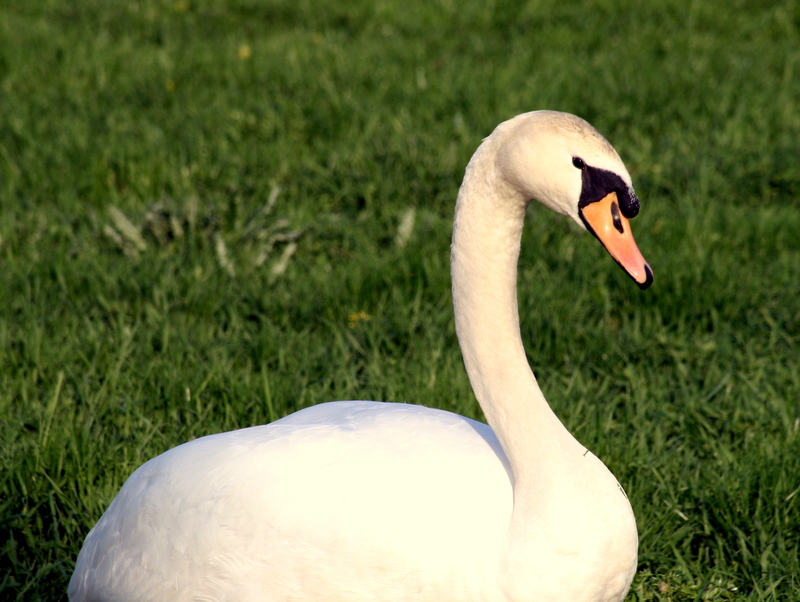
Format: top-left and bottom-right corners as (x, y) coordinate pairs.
(69, 111), (652, 602)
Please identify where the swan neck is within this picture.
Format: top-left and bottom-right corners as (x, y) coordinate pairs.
(451, 142), (577, 487)
(449, 116), (639, 599)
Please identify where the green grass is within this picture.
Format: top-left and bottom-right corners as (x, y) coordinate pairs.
(1, 0), (799, 599)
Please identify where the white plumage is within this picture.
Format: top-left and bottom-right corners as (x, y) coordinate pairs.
(70, 111), (652, 601)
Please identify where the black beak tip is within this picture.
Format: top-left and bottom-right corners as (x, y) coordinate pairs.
(636, 264), (654, 290)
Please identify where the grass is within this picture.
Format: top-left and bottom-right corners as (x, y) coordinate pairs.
(1, 0), (799, 599)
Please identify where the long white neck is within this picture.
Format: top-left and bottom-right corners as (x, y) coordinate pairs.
(451, 135), (584, 507)
(450, 114), (638, 600)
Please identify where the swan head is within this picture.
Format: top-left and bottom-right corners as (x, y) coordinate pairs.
(494, 111), (653, 289)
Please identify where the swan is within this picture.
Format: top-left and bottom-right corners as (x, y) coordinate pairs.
(69, 110), (652, 602)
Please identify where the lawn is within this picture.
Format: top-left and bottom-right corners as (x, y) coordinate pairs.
(1, 0), (799, 599)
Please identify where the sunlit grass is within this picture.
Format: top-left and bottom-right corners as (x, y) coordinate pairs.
(1, 0), (799, 599)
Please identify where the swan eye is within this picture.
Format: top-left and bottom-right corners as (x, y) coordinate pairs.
(572, 157), (585, 170)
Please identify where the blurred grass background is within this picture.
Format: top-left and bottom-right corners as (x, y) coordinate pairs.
(1, 0), (799, 599)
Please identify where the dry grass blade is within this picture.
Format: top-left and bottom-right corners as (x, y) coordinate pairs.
(108, 206), (147, 252)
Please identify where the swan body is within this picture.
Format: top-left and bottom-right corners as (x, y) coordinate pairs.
(70, 111), (652, 602)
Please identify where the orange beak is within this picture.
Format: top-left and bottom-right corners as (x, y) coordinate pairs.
(580, 192), (653, 289)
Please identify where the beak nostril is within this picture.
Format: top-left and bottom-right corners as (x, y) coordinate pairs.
(610, 201), (624, 234)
